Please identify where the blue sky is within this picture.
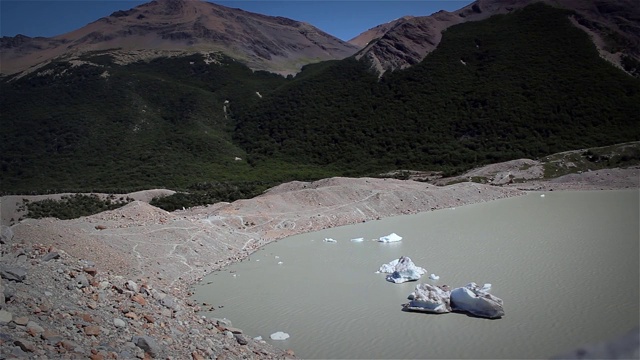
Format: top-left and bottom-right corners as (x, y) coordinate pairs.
(0, 0), (473, 41)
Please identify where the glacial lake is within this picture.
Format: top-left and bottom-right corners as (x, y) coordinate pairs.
(192, 190), (639, 359)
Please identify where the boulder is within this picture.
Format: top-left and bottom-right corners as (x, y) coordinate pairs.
(378, 256), (426, 283)
(0, 266), (27, 282)
(0, 226), (13, 244)
(41, 252), (60, 262)
(450, 282), (505, 319)
(133, 335), (161, 358)
(404, 283), (451, 314)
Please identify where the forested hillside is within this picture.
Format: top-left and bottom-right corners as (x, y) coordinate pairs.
(235, 3), (640, 175)
(0, 53), (295, 193)
(2, 3), (638, 196)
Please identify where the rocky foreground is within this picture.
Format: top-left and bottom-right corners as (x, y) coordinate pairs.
(1, 166), (638, 358)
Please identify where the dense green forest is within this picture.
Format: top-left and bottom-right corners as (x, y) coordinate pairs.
(1, 3), (639, 197)
(234, 3), (640, 175)
(0, 53), (301, 193)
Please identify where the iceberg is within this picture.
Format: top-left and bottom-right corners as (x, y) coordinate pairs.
(323, 238), (337, 243)
(450, 282), (505, 319)
(350, 237), (364, 243)
(404, 283), (452, 314)
(429, 274), (440, 280)
(270, 331), (290, 340)
(378, 233), (402, 243)
(378, 258), (400, 273)
(378, 256), (426, 283)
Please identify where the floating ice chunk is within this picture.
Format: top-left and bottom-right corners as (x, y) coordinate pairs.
(270, 331), (290, 340)
(255, 259), (260, 262)
(540, 194), (545, 198)
(378, 258), (400, 273)
(404, 283), (452, 314)
(277, 261), (283, 265)
(429, 274), (440, 280)
(323, 238), (337, 243)
(378, 256), (426, 283)
(275, 256), (280, 259)
(481, 283), (492, 292)
(450, 282), (504, 319)
(253, 336), (263, 341)
(378, 233), (402, 243)
(350, 237), (364, 243)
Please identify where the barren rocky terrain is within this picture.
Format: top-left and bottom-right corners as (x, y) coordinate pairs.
(1, 161), (638, 358)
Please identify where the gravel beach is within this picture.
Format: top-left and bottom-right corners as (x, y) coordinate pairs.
(1, 164), (637, 358)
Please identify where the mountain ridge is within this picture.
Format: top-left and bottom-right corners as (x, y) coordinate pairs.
(0, 0), (359, 76)
(1, 1), (638, 194)
(351, 0), (640, 75)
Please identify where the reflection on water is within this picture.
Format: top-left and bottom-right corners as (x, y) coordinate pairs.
(193, 190), (640, 359)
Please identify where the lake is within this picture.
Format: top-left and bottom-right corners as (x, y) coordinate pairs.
(192, 190), (639, 359)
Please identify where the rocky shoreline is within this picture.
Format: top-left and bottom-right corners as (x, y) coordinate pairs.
(1, 166), (638, 358)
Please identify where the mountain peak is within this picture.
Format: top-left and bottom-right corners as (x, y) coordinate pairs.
(0, 0), (359, 76)
(352, 0), (640, 76)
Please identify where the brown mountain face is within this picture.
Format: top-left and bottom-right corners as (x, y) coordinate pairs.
(351, 0), (640, 76)
(0, 0), (360, 76)
(347, 16), (414, 48)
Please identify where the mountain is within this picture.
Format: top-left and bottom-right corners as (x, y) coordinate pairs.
(0, 0), (359, 76)
(233, 3), (640, 173)
(351, 0), (640, 75)
(1, 1), (639, 195)
(347, 16), (414, 48)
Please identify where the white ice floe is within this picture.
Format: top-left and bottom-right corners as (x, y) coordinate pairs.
(277, 261), (283, 265)
(429, 274), (440, 280)
(540, 194), (545, 197)
(450, 282), (504, 319)
(270, 331), (290, 340)
(404, 283), (452, 314)
(378, 233), (402, 243)
(323, 238), (337, 243)
(378, 256), (426, 283)
(350, 237), (364, 243)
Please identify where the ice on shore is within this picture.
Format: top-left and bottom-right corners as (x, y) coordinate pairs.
(378, 256), (426, 283)
(270, 331), (290, 340)
(323, 238), (337, 243)
(450, 282), (504, 319)
(429, 274), (440, 280)
(378, 233), (402, 243)
(350, 237), (364, 243)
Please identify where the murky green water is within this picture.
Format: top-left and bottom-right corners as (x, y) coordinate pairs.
(193, 190), (639, 359)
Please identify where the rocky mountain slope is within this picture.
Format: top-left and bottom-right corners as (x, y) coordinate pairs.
(0, 0), (359, 76)
(352, 0), (640, 75)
